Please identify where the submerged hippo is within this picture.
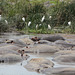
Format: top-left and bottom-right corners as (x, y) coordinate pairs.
(41, 67), (75, 75)
(42, 35), (65, 42)
(25, 58), (54, 72)
(0, 54), (22, 63)
(5, 38), (34, 47)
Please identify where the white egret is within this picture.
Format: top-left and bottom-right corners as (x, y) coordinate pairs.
(41, 16), (45, 22)
(0, 15), (1, 21)
(49, 16), (52, 19)
(48, 24), (51, 29)
(22, 17), (25, 21)
(28, 21), (31, 26)
(68, 21), (71, 26)
(5, 20), (8, 24)
(36, 24), (38, 29)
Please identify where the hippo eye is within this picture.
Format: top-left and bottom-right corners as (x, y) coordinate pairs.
(2, 60), (4, 63)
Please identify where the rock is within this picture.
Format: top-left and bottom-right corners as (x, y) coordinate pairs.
(41, 67), (75, 75)
(0, 54), (22, 63)
(53, 54), (75, 65)
(25, 58), (54, 72)
(42, 35), (65, 42)
(20, 44), (59, 53)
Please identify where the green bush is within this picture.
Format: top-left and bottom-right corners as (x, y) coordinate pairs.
(49, 1), (75, 27)
(0, 20), (9, 32)
(0, 0), (75, 34)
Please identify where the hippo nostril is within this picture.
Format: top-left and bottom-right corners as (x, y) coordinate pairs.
(2, 60), (4, 63)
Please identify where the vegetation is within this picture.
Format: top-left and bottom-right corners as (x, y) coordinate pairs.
(0, 0), (75, 33)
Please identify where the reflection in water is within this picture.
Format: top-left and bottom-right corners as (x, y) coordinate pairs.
(0, 65), (42, 75)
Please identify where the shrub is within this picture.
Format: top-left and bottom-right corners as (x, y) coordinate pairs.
(0, 20), (9, 32)
(49, 1), (75, 27)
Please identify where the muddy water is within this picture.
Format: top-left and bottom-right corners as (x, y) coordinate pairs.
(0, 33), (43, 75)
(0, 53), (50, 75)
(0, 33), (75, 75)
(1, 52), (75, 75)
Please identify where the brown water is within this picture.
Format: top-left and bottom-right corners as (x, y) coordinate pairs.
(0, 32), (43, 75)
(0, 32), (75, 75)
(0, 53), (51, 75)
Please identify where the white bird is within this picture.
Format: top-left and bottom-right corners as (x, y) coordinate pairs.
(49, 16), (52, 19)
(48, 24), (51, 29)
(41, 16), (45, 22)
(39, 24), (42, 26)
(28, 21), (31, 26)
(5, 20), (8, 24)
(0, 15), (1, 21)
(68, 21), (71, 26)
(36, 24), (38, 29)
(60, 0), (64, 2)
(22, 17), (25, 21)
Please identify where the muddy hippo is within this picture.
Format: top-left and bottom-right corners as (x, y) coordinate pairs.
(41, 67), (75, 75)
(0, 44), (21, 51)
(53, 54), (75, 65)
(20, 44), (59, 53)
(5, 38), (34, 47)
(25, 58), (54, 72)
(42, 35), (65, 42)
(0, 54), (22, 63)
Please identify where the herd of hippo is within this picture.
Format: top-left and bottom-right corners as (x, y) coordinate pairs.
(0, 34), (75, 75)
